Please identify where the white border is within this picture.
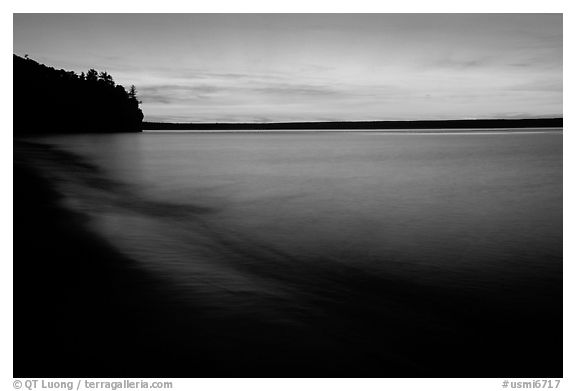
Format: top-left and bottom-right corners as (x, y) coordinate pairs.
(3, 1), (571, 13)
(4, 2), (572, 390)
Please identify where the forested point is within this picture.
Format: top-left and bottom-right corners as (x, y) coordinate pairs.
(14, 54), (143, 134)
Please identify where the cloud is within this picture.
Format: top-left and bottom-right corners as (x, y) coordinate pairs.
(249, 83), (340, 97)
(504, 79), (562, 93)
(139, 77), (347, 106)
(432, 56), (493, 70)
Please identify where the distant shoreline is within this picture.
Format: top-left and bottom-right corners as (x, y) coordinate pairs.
(142, 118), (562, 131)
(142, 127), (562, 135)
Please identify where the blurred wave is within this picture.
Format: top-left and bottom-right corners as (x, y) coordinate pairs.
(19, 131), (563, 376)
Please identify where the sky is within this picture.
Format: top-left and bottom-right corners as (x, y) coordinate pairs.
(13, 14), (562, 123)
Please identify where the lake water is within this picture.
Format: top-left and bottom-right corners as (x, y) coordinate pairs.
(35, 130), (563, 376)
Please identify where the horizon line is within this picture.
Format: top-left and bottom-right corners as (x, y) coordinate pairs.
(143, 117), (563, 125)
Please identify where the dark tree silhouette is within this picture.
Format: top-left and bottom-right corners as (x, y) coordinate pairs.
(13, 54), (144, 134)
(86, 69), (99, 83)
(99, 71), (114, 86)
(128, 85), (138, 100)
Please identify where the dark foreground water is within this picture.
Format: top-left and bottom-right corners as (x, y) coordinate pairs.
(18, 130), (562, 377)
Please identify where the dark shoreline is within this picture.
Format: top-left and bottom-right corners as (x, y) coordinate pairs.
(14, 141), (177, 376)
(14, 139), (562, 378)
(143, 117), (562, 131)
(14, 141), (400, 377)
(14, 141), (335, 377)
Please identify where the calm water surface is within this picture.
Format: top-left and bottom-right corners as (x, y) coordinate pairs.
(37, 130), (563, 375)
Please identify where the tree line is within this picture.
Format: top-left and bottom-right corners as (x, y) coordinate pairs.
(14, 54), (144, 134)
